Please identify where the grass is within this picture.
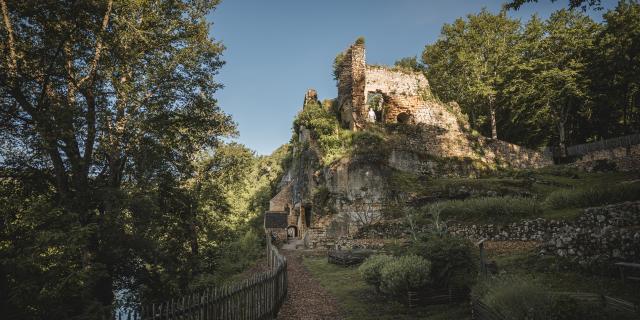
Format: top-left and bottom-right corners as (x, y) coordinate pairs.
(436, 196), (542, 224)
(487, 246), (640, 304)
(417, 169), (640, 224)
(543, 181), (640, 209)
(302, 255), (471, 320)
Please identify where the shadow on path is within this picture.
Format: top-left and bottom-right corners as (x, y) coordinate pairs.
(277, 249), (342, 320)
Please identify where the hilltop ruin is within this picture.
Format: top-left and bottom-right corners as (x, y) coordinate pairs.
(265, 40), (552, 245)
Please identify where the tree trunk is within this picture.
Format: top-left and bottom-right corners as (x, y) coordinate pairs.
(489, 97), (497, 139)
(558, 120), (567, 158)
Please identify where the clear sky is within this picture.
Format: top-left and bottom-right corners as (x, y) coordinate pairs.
(207, 0), (617, 155)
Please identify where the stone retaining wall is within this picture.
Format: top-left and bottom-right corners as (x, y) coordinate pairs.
(357, 201), (640, 265)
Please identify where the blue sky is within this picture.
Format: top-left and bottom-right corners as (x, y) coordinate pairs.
(207, 0), (617, 155)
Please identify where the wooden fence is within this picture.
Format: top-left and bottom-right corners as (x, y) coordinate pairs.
(544, 133), (640, 159)
(114, 236), (287, 320)
(567, 133), (640, 157)
(471, 292), (639, 320)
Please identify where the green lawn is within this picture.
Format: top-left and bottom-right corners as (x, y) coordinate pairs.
(302, 255), (471, 320)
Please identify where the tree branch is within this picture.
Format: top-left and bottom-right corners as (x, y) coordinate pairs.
(0, 0), (17, 77)
(77, 0), (112, 87)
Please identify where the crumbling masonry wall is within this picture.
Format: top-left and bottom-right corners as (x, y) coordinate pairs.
(336, 40), (551, 169)
(337, 43), (366, 130)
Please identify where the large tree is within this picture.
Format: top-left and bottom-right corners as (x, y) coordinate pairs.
(589, 0), (640, 138)
(0, 0), (234, 317)
(529, 10), (598, 155)
(423, 9), (520, 139)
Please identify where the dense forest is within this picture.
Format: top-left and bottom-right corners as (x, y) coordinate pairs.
(0, 0), (638, 319)
(420, 1), (639, 151)
(0, 0), (290, 318)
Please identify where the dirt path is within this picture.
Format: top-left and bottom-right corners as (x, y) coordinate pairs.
(277, 250), (342, 320)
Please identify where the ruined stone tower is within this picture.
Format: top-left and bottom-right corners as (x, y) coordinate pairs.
(336, 41), (434, 130)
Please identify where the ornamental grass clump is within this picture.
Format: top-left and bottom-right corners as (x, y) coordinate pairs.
(379, 255), (431, 296)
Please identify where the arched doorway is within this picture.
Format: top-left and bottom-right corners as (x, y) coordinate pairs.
(286, 225), (298, 238)
(397, 112), (412, 124)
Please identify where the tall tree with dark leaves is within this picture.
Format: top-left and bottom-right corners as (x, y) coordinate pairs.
(0, 0), (234, 317)
(589, 0), (640, 138)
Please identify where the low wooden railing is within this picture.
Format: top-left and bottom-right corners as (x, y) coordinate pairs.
(115, 235), (287, 320)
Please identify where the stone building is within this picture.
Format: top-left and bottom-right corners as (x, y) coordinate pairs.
(265, 40), (553, 243)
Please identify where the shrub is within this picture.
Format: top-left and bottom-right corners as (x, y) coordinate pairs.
(379, 255), (431, 296)
(359, 254), (394, 290)
(474, 276), (554, 320)
(408, 235), (477, 289)
(474, 276), (638, 320)
(435, 196), (541, 223)
(293, 101), (339, 139)
(543, 181), (640, 210)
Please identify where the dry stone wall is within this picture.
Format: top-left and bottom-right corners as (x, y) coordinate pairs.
(571, 144), (640, 172)
(357, 202), (640, 266)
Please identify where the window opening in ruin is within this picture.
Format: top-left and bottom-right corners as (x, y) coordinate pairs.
(303, 205), (312, 227)
(397, 112), (412, 124)
(366, 92), (384, 123)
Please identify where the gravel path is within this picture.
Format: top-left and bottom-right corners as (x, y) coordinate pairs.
(276, 250), (342, 320)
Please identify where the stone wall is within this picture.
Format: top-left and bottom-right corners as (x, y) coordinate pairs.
(337, 42), (366, 130)
(269, 182), (292, 212)
(334, 39), (551, 171)
(358, 202), (640, 265)
(571, 144), (640, 172)
(364, 66), (431, 125)
(451, 202), (640, 264)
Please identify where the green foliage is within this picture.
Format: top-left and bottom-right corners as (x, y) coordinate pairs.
(393, 56), (424, 72)
(0, 0), (241, 316)
(351, 129), (387, 156)
(317, 129), (354, 165)
(505, 0), (603, 10)
(380, 255), (432, 296)
(474, 276), (638, 320)
(433, 196), (542, 223)
(191, 230), (263, 289)
(358, 254), (395, 289)
(333, 51), (346, 81)
(355, 36), (366, 45)
(543, 181), (640, 209)
(474, 277), (557, 320)
(421, 4), (640, 149)
(408, 235), (478, 289)
(293, 101), (340, 139)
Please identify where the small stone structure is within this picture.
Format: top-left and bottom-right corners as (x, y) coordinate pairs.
(264, 211), (288, 241)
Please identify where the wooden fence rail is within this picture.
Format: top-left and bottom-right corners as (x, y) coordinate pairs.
(471, 292), (639, 320)
(114, 235), (287, 320)
(543, 133), (640, 158)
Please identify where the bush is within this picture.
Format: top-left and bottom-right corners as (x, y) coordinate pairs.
(435, 196), (541, 223)
(379, 255), (431, 296)
(293, 101), (339, 139)
(474, 276), (638, 320)
(543, 181), (640, 210)
(408, 235), (477, 289)
(474, 276), (555, 320)
(359, 254), (394, 290)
